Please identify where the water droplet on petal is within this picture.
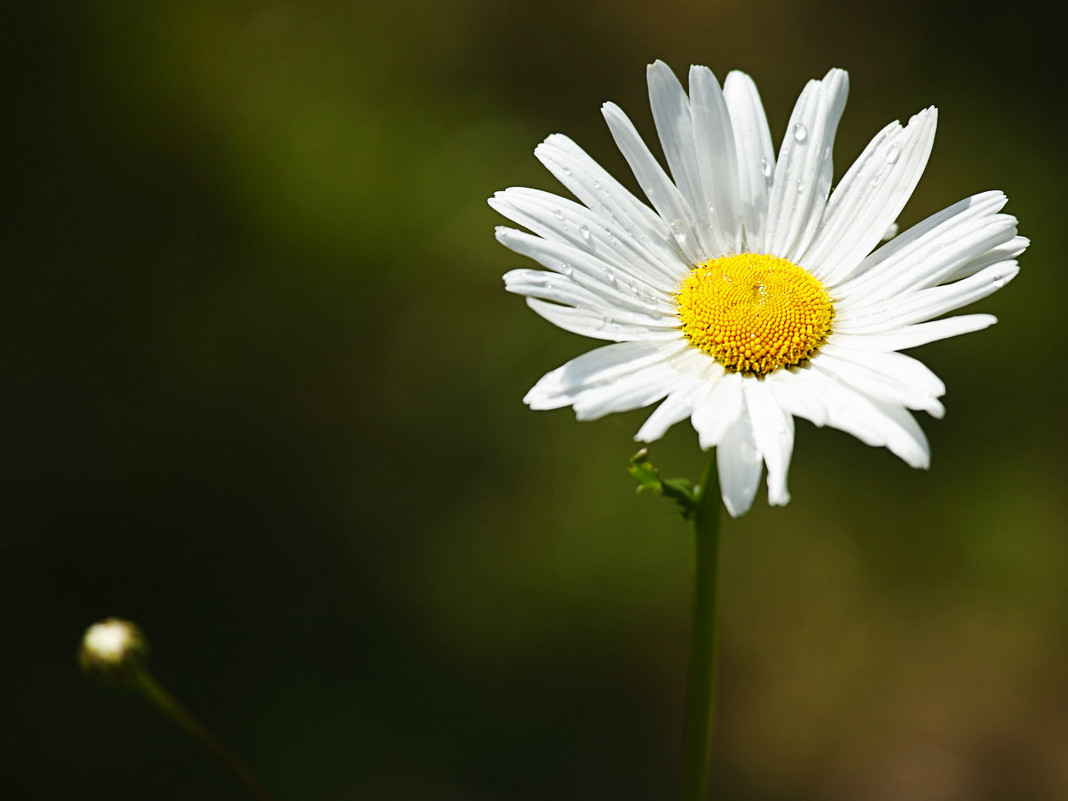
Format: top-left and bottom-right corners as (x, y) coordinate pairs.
(579, 224), (591, 241)
(552, 208), (565, 221)
(561, 165), (572, 175)
(760, 158), (773, 179)
(593, 181), (602, 191)
(796, 179), (805, 194)
(886, 143), (900, 164)
(992, 273), (1006, 288)
(792, 123), (808, 143)
(669, 218), (689, 248)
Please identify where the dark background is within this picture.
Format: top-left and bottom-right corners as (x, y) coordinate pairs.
(3, 1), (1065, 799)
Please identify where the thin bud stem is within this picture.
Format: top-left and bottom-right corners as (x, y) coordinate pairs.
(129, 665), (277, 801)
(80, 619), (277, 801)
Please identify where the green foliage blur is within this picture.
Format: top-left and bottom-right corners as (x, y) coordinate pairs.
(4, 1), (1066, 799)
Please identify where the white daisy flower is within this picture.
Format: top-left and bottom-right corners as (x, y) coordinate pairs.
(492, 62), (1026, 518)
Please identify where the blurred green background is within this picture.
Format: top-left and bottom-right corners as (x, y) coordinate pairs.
(3, 1), (1065, 799)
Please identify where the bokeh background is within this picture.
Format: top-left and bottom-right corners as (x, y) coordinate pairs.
(4, 1), (1066, 799)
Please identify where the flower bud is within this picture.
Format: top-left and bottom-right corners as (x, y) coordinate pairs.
(79, 618), (147, 679)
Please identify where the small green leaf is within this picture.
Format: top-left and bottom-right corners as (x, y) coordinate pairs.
(628, 449), (698, 519)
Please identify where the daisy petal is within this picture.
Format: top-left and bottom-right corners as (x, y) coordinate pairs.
(525, 340), (690, 411)
(812, 350), (945, 418)
(805, 366), (931, 467)
(765, 366), (829, 426)
(803, 108), (937, 285)
(723, 70), (774, 252)
(601, 102), (705, 264)
(744, 380), (794, 506)
(833, 191), (1012, 301)
(635, 373), (720, 442)
(828, 313), (997, 352)
(833, 262), (1019, 333)
(942, 236), (1028, 284)
(534, 133), (671, 244)
(820, 344), (946, 396)
(689, 64), (742, 253)
(525, 298), (683, 342)
(503, 268), (677, 321)
(717, 413), (763, 518)
(497, 228), (677, 312)
(647, 61), (715, 256)
(766, 69), (849, 262)
(690, 372), (744, 450)
(491, 190), (687, 289)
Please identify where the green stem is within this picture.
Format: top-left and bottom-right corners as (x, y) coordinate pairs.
(681, 452), (722, 801)
(131, 666), (277, 801)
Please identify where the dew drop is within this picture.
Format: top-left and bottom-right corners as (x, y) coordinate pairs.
(760, 158), (773, 179)
(558, 262), (573, 276)
(593, 181), (602, 191)
(562, 165), (572, 175)
(792, 123), (808, 143)
(886, 143), (900, 164)
(669, 218), (689, 248)
(992, 273), (1006, 288)
(796, 179), (805, 194)
(552, 208), (565, 221)
(579, 224), (591, 241)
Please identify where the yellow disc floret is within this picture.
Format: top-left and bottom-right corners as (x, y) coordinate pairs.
(676, 253), (834, 377)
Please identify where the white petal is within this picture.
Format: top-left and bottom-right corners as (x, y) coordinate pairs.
(717, 413), (763, 518)
(601, 101), (705, 264)
(833, 262), (1019, 333)
(723, 70), (774, 252)
(827, 313), (997, 352)
(688, 64), (742, 253)
(812, 350), (945, 418)
(819, 344), (946, 397)
(801, 365), (931, 467)
(635, 372), (719, 443)
(497, 229), (678, 315)
(503, 268), (676, 324)
(941, 236), (1028, 284)
(744, 380), (794, 506)
(534, 133), (673, 246)
(846, 214), (1016, 307)
(491, 190), (687, 289)
(525, 340), (691, 412)
(572, 357), (698, 420)
(831, 191), (1011, 301)
(525, 297), (684, 342)
(766, 366), (829, 427)
(803, 108), (937, 285)
(765, 69), (849, 262)
(647, 61), (715, 256)
(690, 372), (744, 450)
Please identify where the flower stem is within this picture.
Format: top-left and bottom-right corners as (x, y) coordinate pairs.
(681, 452), (722, 801)
(130, 666), (277, 801)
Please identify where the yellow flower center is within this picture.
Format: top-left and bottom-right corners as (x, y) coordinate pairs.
(676, 253), (834, 377)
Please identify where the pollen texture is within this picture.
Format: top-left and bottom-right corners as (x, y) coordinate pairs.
(676, 253), (834, 376)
